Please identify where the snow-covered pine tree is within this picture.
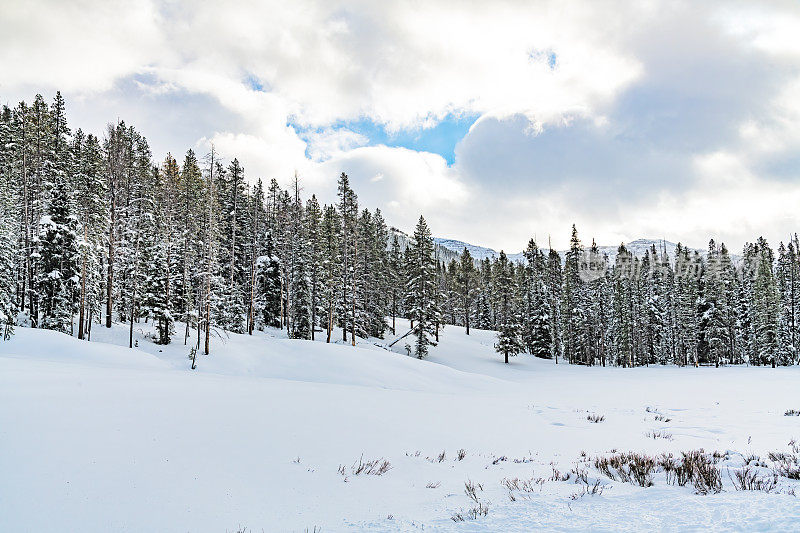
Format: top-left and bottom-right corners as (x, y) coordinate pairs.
(320, 204), (340, 342)
(288, 188), (312, 340)
(255, 231), (282, 329)
(751, 237), (779, 366)
(199, 147), (224, 354)
(245, 179), (267, 335)
(521, 240), (551, 358)
(584, 240), (610, 366)
(72, 129), (106, 340)
(444, 259), (460, 327)
(336, 173), (358, 344)
(406, 216), (438, 358)
(562, 225), (586, 364)
(387, 234), (403, 335)
(494, 251), (523, 363)
(290, 248), (313, 340)
(174, 149), (204, 343)
(212, 158), (248, 333)
(456, 247), (477, 335)
(305, 195), (323, 339)
(353, 208), (374, 339)
(373, 209), (390, 338)
(776, 239), (799, 365)
(718, 242), (739, 364)
(545, 245), (563, 362)
(0, 149), (18, 339)
(37, 165), (79, 333)
(143, 154), (180, 345)
(611, 244), (635, 366)
(475, 258), (493, 330)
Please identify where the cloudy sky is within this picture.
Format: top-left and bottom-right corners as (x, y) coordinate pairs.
(3, 0), (800, 251)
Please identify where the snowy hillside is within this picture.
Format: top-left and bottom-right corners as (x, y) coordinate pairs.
(2, 323), (799, 531)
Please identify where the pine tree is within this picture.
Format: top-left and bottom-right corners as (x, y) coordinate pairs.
(387, 234), (403, 335)
(522, 240), (551, 358)
(776, 239), (799, 365)
(337, 173), (358, 345)
(562, 225), (585, 364)
(0, 156), (18, 339)
(320, 205), (340, 342)
(255, 232), (282, 329)
(456, 247), (477, 335)
(611, 244), (635, 366)
(71, 129), (106, 340)
(37, 171), (79, 333)
(494, 251), (523, 363)
(752, 237), (779, 366)
(406, 216), (438, 358)
(305, 195), (323, 339)
(545, 245), (563, 362)
(175, 149), (204, 343)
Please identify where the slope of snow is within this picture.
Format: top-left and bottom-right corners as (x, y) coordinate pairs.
(1, 321), (799, 531)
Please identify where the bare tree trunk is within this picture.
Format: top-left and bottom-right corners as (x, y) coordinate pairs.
(21, 146), (29, 315)
(280, 275), (285, 330)
(392, 291), (396, 335)
(247, 195), (257, 335)
(78, 224), (88, 339)
(129, 234), (140, 349)
(351, 237), (356, 346)
(326, 298), (333, 343)
(247, 258), (256, 335)
(204, 280), (211, 355)
(464, 292), (470, 335)
(196, 297), (201, 350)
(106, 197), (114, 328)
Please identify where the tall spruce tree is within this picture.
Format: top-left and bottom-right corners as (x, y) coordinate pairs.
(406, 216), (438, 358)
(494, 251), (523, 363)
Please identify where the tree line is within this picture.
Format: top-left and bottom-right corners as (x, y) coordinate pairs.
(0, 92), (798, 367)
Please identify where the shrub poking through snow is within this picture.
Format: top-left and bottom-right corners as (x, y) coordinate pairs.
(728, 465), (778, 492)
(501, 476), (546, 493)
(549, 464), (571, 482)
(571, 463), (589, 484)
(769, 452), (800, 480)
(594, 452), (657, 487)
(451, 480), (489, 522)
(587, 413), (605, 423)
(338, 455), (391, 479)
(437, 450), (446, 463)
(645, 430), (674, 440)
(457, 449), (467, 461)
(784, 409), (800, 416)
(660, 450), (723, 494)
(654, 414), (672, 422)
(570, 479), (605, 499)
(464, 479), (483, 503)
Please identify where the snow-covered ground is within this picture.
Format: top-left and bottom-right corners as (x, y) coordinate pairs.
(2, 320), (799, 531)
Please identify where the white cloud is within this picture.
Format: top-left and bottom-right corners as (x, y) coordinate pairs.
(3, 0), (800, 252)
(303, 128), (369, 162)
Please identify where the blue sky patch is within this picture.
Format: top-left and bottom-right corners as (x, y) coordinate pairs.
(291, 113), (479, 164)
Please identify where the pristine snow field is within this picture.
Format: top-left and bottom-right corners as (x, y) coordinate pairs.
(2, 321), (800, 531)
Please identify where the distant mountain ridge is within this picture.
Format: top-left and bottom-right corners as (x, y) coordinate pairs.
(389, 229), (731, 265)
(433, 237), (723, 264)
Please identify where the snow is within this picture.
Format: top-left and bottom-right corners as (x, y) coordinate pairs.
(1, 320), (799, 531)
